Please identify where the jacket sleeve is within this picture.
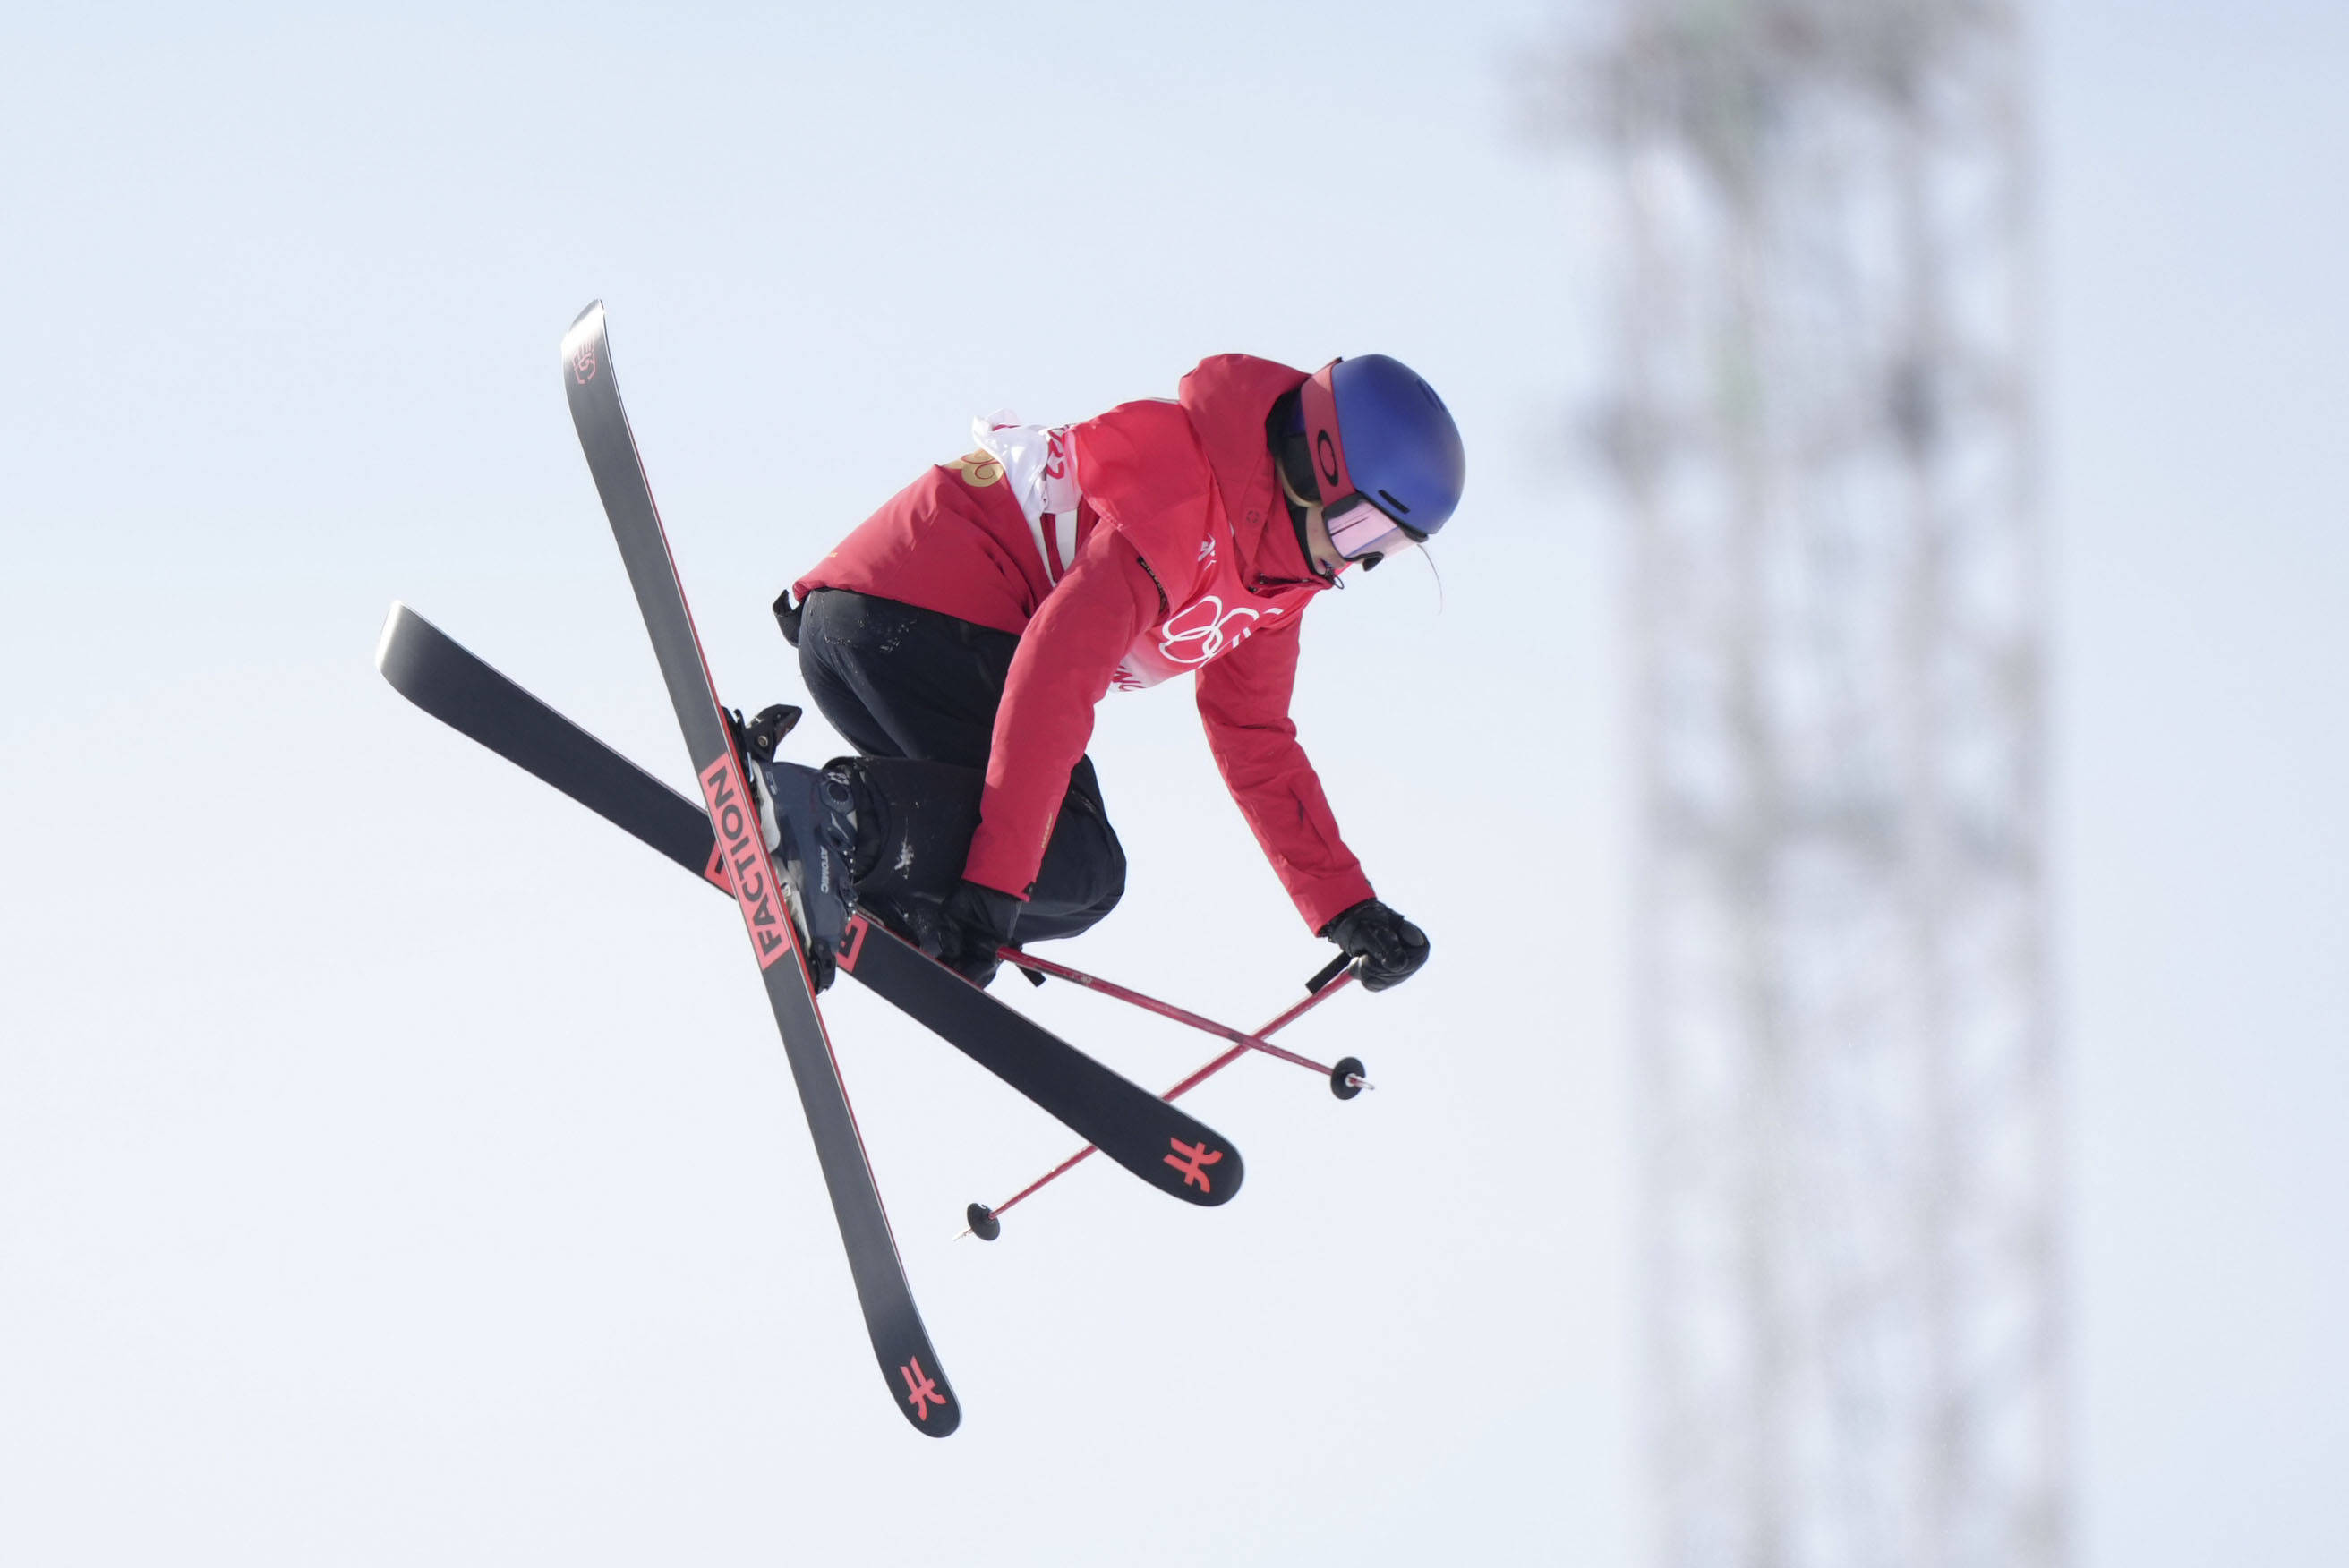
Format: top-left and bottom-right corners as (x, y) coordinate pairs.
(1193, 614), (1376, 933)
(960, 524), (1162, 899)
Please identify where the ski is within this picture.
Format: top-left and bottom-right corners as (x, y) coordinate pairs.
(559, 301), (955, 1436)
(375, 601), (731, 891)
(377, 599), (1247, 1212)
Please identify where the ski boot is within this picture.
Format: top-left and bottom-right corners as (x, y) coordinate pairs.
(732, 704), (859, 991)
(857, 889), (945, 957)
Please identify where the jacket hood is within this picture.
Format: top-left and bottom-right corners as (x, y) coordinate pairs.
(1176, 354), (1325, 590)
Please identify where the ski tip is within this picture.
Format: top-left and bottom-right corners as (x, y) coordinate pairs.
(1207, 1148), (1243, 1206)
(908, 1403), (961, 1438)
(560, 302), (609, 388)
(375, 601), (455, 694)
(891, 1352), (961, 1436)
(373, 601), (409, 673)
(1161, 1138), (1243, 1206)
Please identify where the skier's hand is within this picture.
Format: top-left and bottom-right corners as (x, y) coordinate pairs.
(1320, 899), (1431, 993)
(936, 879), (1021, 988)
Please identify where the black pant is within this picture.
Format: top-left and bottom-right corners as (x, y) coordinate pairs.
(794, 588), (1125, 943)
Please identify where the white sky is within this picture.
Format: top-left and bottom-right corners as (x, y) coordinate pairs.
(0, 3), (2341, 1564)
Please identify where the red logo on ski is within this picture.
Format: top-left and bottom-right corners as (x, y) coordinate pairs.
(836, 913), (872, 974)
(1164, 1138), (1224, 1193)
(571, 345), (598, 384)
(901, 1356), (947, 1421)
(698, 755), (793, 970)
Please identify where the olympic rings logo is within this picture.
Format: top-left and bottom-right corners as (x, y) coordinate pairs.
(1158, 594), (1260, 665)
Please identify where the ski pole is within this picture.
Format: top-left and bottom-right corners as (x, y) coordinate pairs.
(962, 966), (1364, 1240)
(998, 948), (1357, 1083)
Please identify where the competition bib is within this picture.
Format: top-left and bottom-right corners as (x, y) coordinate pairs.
(971, 414), (1083, 587)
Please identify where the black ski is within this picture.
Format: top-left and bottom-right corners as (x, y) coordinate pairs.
(376, 599), (1246, 1211)
(558, 301), (956, 1436)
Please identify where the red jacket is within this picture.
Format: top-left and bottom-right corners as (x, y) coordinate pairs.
(794, 354), (1376, 933)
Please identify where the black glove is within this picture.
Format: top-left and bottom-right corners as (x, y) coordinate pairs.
(1320, 899), (1431, 993)
(935, 879), (1021, 987)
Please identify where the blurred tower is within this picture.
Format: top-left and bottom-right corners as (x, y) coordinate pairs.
(1586, 2), (2064, 1565)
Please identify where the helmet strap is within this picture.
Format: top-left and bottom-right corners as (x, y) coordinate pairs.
(1267, 388), (1337, 583)
(1265, 388), (1321, 504)
(1281, 487), (1338, 584)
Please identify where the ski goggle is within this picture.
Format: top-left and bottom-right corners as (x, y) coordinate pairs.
(1323, 492), (1425, 566)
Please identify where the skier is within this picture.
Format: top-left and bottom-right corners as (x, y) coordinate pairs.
(757, 353), (1463, 993)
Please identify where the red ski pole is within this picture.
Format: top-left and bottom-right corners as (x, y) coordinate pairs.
(962, 959), (1364, 1240)
(997, 947), (1357, 1083)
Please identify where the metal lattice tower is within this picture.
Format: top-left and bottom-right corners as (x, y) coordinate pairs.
(1582, 2), (2065, 1564)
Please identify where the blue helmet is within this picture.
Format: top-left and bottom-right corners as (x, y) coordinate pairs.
(1290, 354), (1465, 563)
